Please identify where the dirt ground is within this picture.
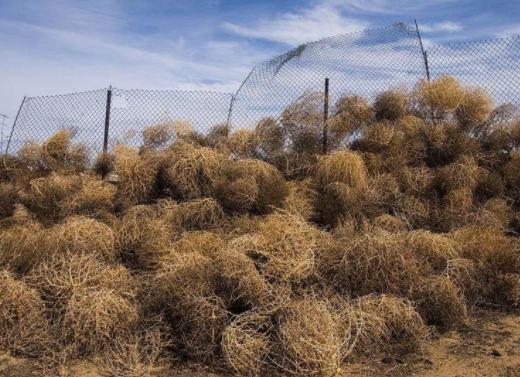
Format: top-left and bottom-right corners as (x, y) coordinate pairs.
(1, 309), (519, 377)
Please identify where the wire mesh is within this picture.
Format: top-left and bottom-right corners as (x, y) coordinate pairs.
(5, 22), (520, 157)
(6, 89), (107, 156)
(427, 35), (520, 120)
(228, 22), (427, 131)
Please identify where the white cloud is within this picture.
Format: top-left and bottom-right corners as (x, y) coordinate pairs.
(223, 2), (368, 45)
(420, 21), (463, 33)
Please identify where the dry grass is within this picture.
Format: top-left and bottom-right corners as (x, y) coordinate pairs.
(474, 197), (513, 229)
(0, 154), (23, 181)
(313, 150), (368, 190)
(116, 205), (173, 270)
(174, 198), (225, 230)
(45, 216), (117, 263)
(0, 220), (45, 274)
(406, 230), (460, 273)
(142, 122), (175, 148)
(412, 276), (468, 330)
(374, 90), (408, 121)
(205, 123), (229, 149)
(113, 146), (160, 209)
(456, 88), (494, 130)
(27, 253), (136, 309)
(415, 76), (465, 120)
(18, 173), (83, 224)
(273, 297), (349, 376)
(160, 142), (225, 200)
(222, 312), (272, 376)
(283, 179), (318, 221)
(97, 327), (169, 377)
(63, 288), (140, 354)
(227, 129), (258, 158)
(61, 175), (116, 219)
(353, 294), (428, 355)
(215, 159), (288, 214)
(0, 270), (51, 356)
(333, 95), (374, 135)
(94, 152), (116, 177)
(325, 232), (429, 296)
(372, 214), (407, 232)
(0, 182), (18, 219)
(231, 213), (316, 283)
(255, 117), (285, 155)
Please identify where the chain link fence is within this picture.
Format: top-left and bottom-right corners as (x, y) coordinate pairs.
(5, 22), (520, 156)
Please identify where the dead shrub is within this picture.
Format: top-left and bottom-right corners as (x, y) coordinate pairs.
(353, 294), (428, 355)
(313, 150), (368, 190)
(319, 182), (365, 226)
(142, 122), (175, 148)
(273, 297), (348, 376)
(415, 76), (465, 120)
(474, 198), (513, 229)
(227, 129), (259, 158)
(98, 327), (169, 377)
(171, 231), (225, 258)
(64, 288), (139, 354)
(61, 177), (116, 219)
(456, 88), (494, 130)
(231, 213), (316, 283)
(0, 182), (18, 219)
(438, 187), (474, 230)
(283, 179), (318, 221)
(0, 154), (23, 181)
(445, 258), (480, 303)
(281, 92), (323, 156)
(372, 214), (407, 232)
(412, 276), (467, 330)
(0, 220), (44, 273)
(45, 216), (117, 263)
(396, 166), (434, 195)
(0, 270), (51, 356)
(39, 130), (88, 172)
(503, 149), (520, 191)
(406, 230), (459, 273)
(222, 312), (272, 377)
(206, 123), (229, 149)
(175, 198), (225, 230)
(374, 90), (408, 121)
(333, 95), (374, 135)
(255, 117), (285, 155)
(434, 155), (479, 194)
(94, 152), (116, 178)
(28, 253), (135, 309)
(215, 159), (288, 214)
(160, 142), (225, 200)
(113, 146), (160, 209)
(19, 173), (82, 224)
(452, 225), (519, 274)
(394, 194), (432, 229)
(326, 232), (428, 296)
(116, 205), (173, 270)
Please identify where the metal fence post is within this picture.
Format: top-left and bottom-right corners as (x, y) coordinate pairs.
(103, 86), (112, 152)
(5, 96), (26, 154)
(415, 20), (431, 81)
(322, 77), (330, 154)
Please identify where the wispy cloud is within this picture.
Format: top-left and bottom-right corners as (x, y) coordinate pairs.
(420, 21), (463, 33)
(223, 2), (369, 45)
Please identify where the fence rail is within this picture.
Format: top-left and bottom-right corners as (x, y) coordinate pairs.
(5, 22), (520, 156)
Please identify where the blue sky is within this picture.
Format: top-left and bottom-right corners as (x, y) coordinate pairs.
(1, 0), (520, 122)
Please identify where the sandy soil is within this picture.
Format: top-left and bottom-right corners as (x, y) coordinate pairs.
(1, 309), (519, 377)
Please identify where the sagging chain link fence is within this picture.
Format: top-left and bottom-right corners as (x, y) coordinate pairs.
(5, 22), (520, 156)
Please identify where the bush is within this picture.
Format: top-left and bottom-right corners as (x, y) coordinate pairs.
(415, 76), (465, 120)
(313, 150), (368, 190)
(0, 270), (50, 356)
(273, 297), (346, 376)
(160, 142), (225, 200)
(374, 90), (408, 121)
